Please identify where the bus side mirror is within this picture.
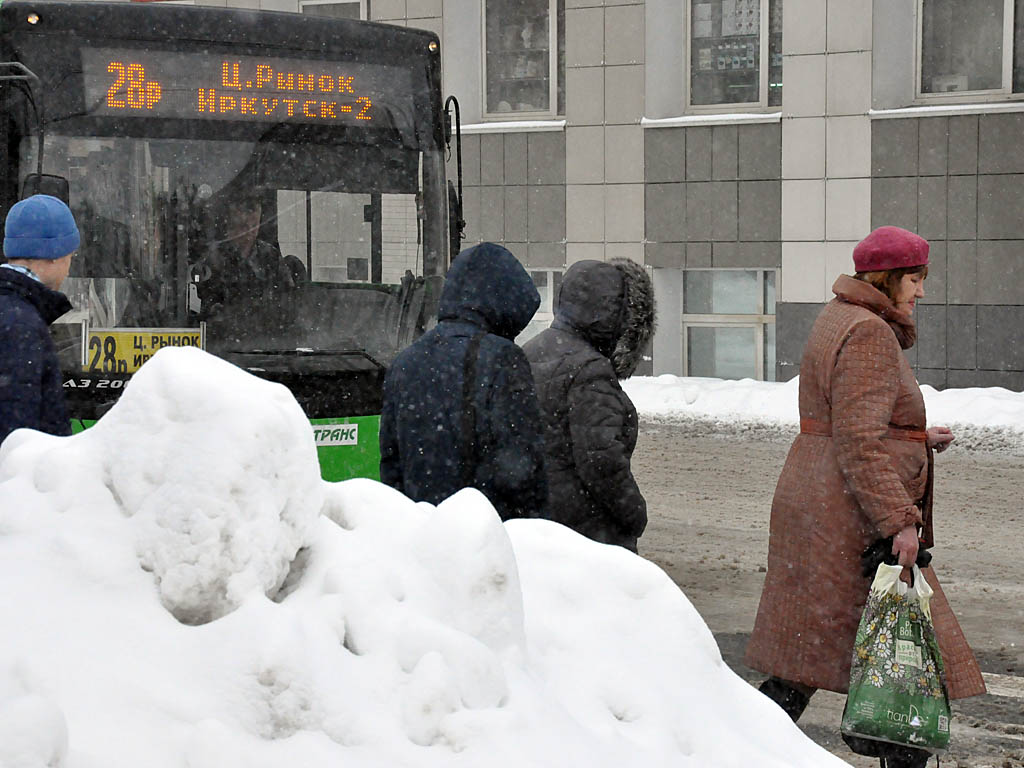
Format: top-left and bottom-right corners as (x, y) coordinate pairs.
(22, 174), (71, 204)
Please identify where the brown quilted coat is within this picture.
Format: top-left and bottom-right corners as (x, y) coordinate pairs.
(745, 275), (985, 699)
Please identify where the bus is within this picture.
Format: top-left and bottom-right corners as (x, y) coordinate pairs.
(0, 0), (464, 480)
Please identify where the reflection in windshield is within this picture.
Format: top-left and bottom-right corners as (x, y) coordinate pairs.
(28, 134), (446, 372)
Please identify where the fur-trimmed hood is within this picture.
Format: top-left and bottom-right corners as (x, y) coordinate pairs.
(552, 259), (656, 380)
(609, 258), (656, 380)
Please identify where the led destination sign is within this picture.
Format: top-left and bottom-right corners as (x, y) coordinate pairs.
(81, 47), (411, 125)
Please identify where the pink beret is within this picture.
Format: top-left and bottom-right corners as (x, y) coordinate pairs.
(853, 226), (930, 272)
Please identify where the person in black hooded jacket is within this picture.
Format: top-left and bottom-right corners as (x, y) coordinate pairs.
(379, 242), (547, 521)
(1, 195), (79, 446)
(523, 258), (656, 552)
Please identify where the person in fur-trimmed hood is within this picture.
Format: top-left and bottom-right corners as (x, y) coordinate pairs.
(523, 258), (656, 552)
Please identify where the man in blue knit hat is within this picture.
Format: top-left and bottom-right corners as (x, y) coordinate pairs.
(0, 194), (79, 445)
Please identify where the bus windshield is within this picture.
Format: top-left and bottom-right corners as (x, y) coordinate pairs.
(26, 132), (447, 373)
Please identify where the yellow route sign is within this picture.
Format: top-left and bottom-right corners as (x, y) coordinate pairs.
(82, 326), (206, 373)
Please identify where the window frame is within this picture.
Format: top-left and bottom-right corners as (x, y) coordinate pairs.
(680, 267), (777, 381)
(481, 0), (562, 120)
(298, 0), (366, 19)
(915, 0), (1016, 102)
(684, 0), (777, 113)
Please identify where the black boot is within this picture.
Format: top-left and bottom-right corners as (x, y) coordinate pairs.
(757, 677), (811, 722)
(880, 744), (931, 768)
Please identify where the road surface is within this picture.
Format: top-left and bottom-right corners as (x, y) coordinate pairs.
(634, 422), (1024, 767)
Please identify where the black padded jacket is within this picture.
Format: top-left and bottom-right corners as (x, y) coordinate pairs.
(522, 259), (654, 551)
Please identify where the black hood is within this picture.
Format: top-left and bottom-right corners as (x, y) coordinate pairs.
(438, 242), (540, 340)
(553, 260), (625, 360)
(553, 259), (655, 379)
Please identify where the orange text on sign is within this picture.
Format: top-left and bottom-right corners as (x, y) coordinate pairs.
(196, 90), (371, 120)
(105, 62), (163, 109)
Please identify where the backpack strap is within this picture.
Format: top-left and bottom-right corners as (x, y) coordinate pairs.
(460, 332), (486, 489)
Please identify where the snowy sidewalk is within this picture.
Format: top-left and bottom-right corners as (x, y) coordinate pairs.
(624, 375), (1024, 453)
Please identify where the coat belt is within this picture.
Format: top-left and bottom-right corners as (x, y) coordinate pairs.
(799, 418), (927, 443)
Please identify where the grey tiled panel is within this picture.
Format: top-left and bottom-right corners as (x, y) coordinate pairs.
(947, 116), (978, 176)
(478, 186), (504, 241)
(712, 125), (738, 180)
(738, 124), (782, 180)
(526, 241), (566, 267)
(644, 242), (684, 268)
(711, 241), (736, 266)
(920, 240), (946, 305)
(946, 305), (977, 370)
(505, 243), (528, 264)
(902, 339), (917, 369)
(946, 241), (977, 305)
(738, 181), (782, 242)
(775, 301), (824, 374)
(645, 183), (686, 242)
(947, 368), (1024, 390)
(504, 134), (528, 185)
(710, 181), (738, 241)
(480, 134), (504, 185)
(976, 241), (1024, 304)
(504, 186), (527, 242)
(685, 127), (713, 181)
(871, 176), (918, 231)
(527, 185), (566, 242)
(917, 118), (948, 176)
(713, 241), (781, 268)
(684, 183), (714, 241)
(872, 118), (918, 177)
(915, 368), (947, 389)
(528, 133), (566, 185)
(686, 241), (712, 267)
(645, 128), (686, 183)
(461, 189), (481, 244)
(978, 175), (1024, 239)
(916, 304), (946, 369)
(978, 305), (1024, 370)
(917, 176), (946, 240)
(457, 134), (481, 187)
(946, 176), (977, 240)
(406, 0), (440, 17)
(978, 113), (1024, 174)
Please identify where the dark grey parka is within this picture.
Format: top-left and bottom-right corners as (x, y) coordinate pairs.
(523, 259), (655, 551)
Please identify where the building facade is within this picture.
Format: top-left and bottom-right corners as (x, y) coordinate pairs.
(171, 0), (1024, 389)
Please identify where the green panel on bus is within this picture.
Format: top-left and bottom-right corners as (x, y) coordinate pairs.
(311, 415), (381, 482)
(71, 415), (381, 483)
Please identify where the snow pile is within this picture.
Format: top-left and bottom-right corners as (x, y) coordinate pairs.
(624, 375), (799, 427)
(0, 347), (849, 768)
(0, 348), (321, 624)
(624, 374), (1024, 451)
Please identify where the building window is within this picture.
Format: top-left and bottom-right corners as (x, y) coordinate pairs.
(299, 0), (364, 19)
(918, 0), (1022, 97)
(483, 0), (566, 117)
(687, 0), (783, 109)
(682, 269), (776, 381)
(517, 268), (563, 344)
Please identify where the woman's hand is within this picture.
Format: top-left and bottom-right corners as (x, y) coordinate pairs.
(892, 525), (920, 567)
(927, 425), (955, 453)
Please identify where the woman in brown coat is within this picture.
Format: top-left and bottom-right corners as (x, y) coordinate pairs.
(745, 226), (985, 768)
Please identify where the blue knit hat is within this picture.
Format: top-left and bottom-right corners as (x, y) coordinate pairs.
(3, 194), (80, 260)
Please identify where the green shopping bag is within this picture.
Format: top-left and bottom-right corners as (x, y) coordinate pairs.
(841, 563), (951, 753)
